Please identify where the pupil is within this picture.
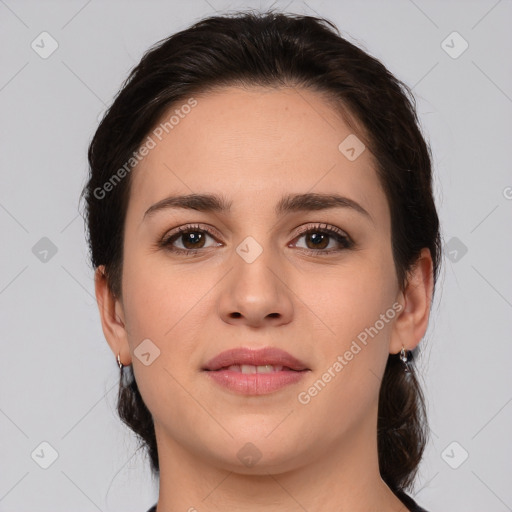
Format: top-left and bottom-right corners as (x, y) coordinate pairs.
(309, 233), (327, 248)
(184, 232), (202, 248)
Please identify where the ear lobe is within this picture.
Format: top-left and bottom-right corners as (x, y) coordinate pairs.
(390, 248), (434, 355)
(94, 265), (131, 364)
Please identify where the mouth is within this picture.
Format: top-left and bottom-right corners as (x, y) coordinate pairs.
(202, 346), (310, 372)
(201, 347), (310, 395)
(209, 364), (306, 374)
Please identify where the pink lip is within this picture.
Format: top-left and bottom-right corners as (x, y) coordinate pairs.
(202, 347), (309, 371)
(205, 369), (308, 395)
(202, 347), (310, 396)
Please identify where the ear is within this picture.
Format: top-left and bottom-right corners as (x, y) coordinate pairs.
(94, 265), (131, 365)
(390, 248), (434, 354)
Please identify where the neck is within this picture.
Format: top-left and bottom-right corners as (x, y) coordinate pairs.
(153, 405), (409, 512)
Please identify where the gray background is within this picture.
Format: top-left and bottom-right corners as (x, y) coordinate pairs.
(1, 0), (511, 511)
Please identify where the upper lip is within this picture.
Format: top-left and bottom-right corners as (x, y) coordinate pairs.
(202, 347), (309, 371)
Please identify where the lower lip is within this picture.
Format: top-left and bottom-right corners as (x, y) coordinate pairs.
(204, 369), (308, 395)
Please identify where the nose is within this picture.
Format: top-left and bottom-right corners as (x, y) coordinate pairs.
(217, 246), (294, 328)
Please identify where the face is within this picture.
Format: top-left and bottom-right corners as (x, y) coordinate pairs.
(112, 86), (405, 473)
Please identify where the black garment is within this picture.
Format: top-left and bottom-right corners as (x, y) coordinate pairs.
(395, 489), (429, 512)
(145, 491), (428, 512)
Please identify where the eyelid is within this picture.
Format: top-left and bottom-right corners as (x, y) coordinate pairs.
(160, 222), (353, 253)
(162, 223), (219, 240)
(162, 222), (350, 240)
(293, 222), (350, 240)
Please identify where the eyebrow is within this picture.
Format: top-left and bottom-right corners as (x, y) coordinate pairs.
(143, 192), (372, 221)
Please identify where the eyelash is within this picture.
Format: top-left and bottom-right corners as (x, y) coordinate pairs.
(159, 223), (354, 257)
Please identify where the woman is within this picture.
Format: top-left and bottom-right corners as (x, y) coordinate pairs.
(82, 10), (440, 512)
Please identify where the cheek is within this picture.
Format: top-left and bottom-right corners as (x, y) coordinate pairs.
(121, 249), (215, 376)
(120, 255), (210, 425)
(305, 244), (398, 390)
(122, 247), (193, 330)
(315, 254), (396, 338)
(295, 266), (397, 432)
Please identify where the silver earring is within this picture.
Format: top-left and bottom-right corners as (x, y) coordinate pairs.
(117, 353), (123, 370)
(399, 346), (410, 373)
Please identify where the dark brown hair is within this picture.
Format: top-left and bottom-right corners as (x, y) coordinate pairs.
(81, 10), (441, 496)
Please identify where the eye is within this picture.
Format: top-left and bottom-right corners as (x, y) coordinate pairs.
(159, 222), (353, 256)
(290, 223), (353, 255)
(160, 224), (221, 256)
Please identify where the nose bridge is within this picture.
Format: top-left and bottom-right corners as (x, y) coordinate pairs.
(231, 229), (281, 293)
(227, 199), (280, 266)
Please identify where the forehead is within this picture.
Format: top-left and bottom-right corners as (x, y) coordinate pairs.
(127, 86), (386, 221)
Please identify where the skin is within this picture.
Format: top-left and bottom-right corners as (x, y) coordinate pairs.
(95, 86), (433, 512)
